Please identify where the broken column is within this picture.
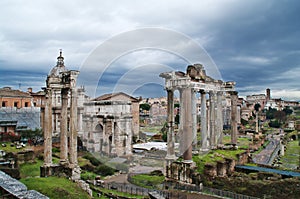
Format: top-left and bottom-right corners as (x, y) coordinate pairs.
(230, 91), (238, 146)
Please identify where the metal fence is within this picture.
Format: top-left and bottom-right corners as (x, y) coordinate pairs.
(101, 180), (260, 199)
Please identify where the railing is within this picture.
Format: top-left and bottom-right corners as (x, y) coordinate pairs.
(99, 174), (260, 199)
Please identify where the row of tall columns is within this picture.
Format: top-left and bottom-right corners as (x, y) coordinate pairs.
(43, 87), (78, 167)
(165, 88), (239, 163)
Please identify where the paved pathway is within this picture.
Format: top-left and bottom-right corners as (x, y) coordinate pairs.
(253, 129), (283, 165)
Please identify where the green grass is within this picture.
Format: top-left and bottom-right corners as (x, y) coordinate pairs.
(140, 125), (163, 134)
(193, 149), (246, 173)
(20, 157), (60, 178)
(20, 159), (42, 178)
(281, 140), (300, 169)
(222, 135), (252, 149)
(81, 171), (97, 181)
(21, 177), (92, 199)
(0, 142), (32, 153)
(130, 174), (165, 189)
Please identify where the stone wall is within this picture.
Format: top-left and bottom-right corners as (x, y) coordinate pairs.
(204, 151), (251, 179)
(166, 161), (201, 185)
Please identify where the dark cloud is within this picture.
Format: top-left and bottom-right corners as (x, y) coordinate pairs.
(0, 0), (300, 100)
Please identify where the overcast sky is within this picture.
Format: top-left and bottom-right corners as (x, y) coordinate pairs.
(1, 0), (300, 100)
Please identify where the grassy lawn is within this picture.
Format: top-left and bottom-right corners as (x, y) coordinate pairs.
(21, 177), (92, 199)
(222, 135), (252, 149)
(193, 149), (246, 173)
(140, 125), (163, 134)
(0, 142), (32, 153)
(281, 140), (300, 169)
(130, 174), (165, 189)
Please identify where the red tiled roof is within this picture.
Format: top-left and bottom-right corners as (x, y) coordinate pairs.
(0, 87), (32, 98)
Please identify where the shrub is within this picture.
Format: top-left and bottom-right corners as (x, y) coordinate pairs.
(95, 165), (115, 176)
(83, 154), (101, 166)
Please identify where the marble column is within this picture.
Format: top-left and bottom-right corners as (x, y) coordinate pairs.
(166, 89), (176, 160)
(69, 88), (78, 165)
(60, 88), (68, 164)
(216, 91), (224, 145)
(209, 91), (216, 148)
(179, 88), (184, 155)
(200, 90), (208, 151)
(230, 91), (238, 145)
(181, 88), (193, 162)
(44, 89), (53, 166)
(191, 89), (197, 149)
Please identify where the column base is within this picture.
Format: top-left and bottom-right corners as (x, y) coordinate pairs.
(165, 154), (177, 160)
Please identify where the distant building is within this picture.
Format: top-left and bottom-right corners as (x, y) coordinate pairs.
(0, 87), (40, 135)
(0, 87), (32, 108)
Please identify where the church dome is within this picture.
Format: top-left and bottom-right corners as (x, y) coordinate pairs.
(49, 50), (68, 77)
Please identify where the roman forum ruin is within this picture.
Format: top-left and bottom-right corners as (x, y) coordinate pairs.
(41, 51), (81, 179)
(160, 64), (237, 179)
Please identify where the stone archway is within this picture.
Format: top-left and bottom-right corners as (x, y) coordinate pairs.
(94, 124), (103, 152)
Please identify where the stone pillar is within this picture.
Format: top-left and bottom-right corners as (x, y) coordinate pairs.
(69, 88), (78, 165)
(230, 91), (238, 146)
(181, 88), (193, 162)
(200, 90), (208, 151)
(191, 89), (197, 149)
(179, 88), (184, 155)
(216, 91), (224, 145)
(60, 88), (68, 164)
(44, 89), (53, 166)
(166, 89), (176, 160)
(206, 100), (210, 148)
(209, 91), (216, 148)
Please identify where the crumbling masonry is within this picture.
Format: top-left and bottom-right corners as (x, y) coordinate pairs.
(40, 51), (80, 180)
(160, 64), (237, 182)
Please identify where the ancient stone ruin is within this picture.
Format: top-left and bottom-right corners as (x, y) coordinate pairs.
(160, 64), (238, 182)
(40, 51), (80, 180)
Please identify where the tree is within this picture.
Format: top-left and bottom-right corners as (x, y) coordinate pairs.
(274, 111), (286, 123)
(140, 103), (151, 111)
(266, 107), (277, 120)
(283, 106), (293, 116)
(254, 103), (261, 112)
